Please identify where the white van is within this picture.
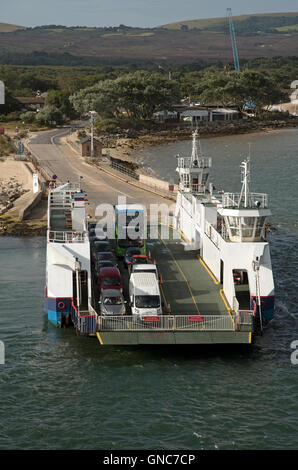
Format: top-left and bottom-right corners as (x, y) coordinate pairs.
(129, 272), (162, 317)
(131, 263), (159, 280)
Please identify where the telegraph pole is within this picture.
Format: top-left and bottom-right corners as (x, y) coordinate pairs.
(89, 110), (97, 158)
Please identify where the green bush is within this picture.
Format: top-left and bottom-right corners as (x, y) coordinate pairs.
(20, 111), (36, 124)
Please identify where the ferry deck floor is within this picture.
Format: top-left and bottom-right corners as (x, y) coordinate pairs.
(94, 226), (252, 345)
(150, 226), (227, 318)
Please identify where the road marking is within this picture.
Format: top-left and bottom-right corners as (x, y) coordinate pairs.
(96, 332), (104, 345)
(219, 289), (234, 325)
(158, 230), (200, 315)
(159, 283), (170, 315)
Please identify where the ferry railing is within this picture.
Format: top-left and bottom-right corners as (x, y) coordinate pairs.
(48, 230), (88, 243)
(236, 310), (254, 332)
(222, 192), (268, 209)
(97, 314), (236, 332)
(205, 220), (220, 248)
(177, 157), (212, 169)
(71, 300), (97, 335)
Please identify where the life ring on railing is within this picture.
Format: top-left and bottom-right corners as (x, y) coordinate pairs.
(58, 301), (65, 310)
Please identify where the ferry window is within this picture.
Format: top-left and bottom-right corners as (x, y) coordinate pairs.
(183, 174), (190, 188)
(241, 217), (255, 238)
(202, 173), (208, 185)
(255, 216), (266, 237)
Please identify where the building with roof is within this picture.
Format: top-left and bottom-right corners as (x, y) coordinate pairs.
(80, 136), (102, 158)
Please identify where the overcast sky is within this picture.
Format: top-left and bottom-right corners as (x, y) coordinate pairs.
(2, 0), (298, 28)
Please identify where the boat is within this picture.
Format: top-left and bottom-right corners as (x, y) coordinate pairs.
(44, 181), (97, 334)
(44, 131), (274, 344)
(174, 130), (274, 331)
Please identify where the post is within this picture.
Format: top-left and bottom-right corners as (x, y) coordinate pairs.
(89, 111), (97, 158)
(75, 257), (81, 312)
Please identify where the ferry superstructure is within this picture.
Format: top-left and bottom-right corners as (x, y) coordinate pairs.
(174, 130), (274, 331)
(45, 182), (96, 334)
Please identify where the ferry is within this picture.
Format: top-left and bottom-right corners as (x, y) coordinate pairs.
(44, 132), (274, 344)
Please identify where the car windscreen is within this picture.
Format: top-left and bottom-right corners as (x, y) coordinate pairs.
(102, 277), (120, 286)
(135, 295), (160, 308)
(103, 296), (122, 305)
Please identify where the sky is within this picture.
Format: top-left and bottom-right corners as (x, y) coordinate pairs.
(1, 0), (298, 28)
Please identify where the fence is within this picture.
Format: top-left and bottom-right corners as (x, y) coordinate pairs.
(97, 314), (236, 332)
(48, 230), (88, 243)
(110, 159), (139, 180)
(222, 192), (269, 209)
(71, 302), (97, 335)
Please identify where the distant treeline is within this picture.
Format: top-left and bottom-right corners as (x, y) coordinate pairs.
(0, 56), (297, 124)
(0, 51), (160, 67)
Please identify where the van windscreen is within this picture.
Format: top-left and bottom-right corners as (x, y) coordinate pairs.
(135, 295), (160, 308)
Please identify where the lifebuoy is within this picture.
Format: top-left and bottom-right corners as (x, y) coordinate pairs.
(58, 301), (65, 310)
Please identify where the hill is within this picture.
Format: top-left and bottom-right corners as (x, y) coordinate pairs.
(0, 23), (25, 33)
(0, 13), (297, 66)
(161, 11), (298, 33)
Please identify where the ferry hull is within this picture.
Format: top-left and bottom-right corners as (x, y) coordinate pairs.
(251, 296), (275, 326)
(45, 297), (73, 327)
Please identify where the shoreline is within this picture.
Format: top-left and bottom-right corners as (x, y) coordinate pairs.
(106, 118), (298, 165)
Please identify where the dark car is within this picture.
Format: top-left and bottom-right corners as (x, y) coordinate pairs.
(94, 259), (118, 279)
(123, 247), (142, 268)
(91, 240), (111, 260)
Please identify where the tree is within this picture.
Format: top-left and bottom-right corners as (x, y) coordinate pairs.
(198, 70), (286, 111)
(69, 71), (181, 120)
(46, 89), (77, 119)
(35, 106), (64, 125)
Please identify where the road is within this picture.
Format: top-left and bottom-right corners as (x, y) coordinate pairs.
(28, 128), (174, 217)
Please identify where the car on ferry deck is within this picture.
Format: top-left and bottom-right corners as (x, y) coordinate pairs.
(98, 289), (126, 316)
(97, 267), (123, 293)
(91, 240), (111, 261)
(123, 247), (142, 268)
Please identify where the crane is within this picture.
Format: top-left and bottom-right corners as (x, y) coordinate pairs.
(227, 8), (240, 72)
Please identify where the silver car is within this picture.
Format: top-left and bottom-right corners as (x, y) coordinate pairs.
(99, 289), (126, 316)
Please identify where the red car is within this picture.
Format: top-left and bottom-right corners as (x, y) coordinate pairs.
(97, 267), (123, 293)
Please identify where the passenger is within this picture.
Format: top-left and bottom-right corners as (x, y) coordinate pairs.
(72, 232), (79, 242)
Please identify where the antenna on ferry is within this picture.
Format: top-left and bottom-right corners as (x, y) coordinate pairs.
(239, 158), (251, 208)
(191, 128), (203, 165)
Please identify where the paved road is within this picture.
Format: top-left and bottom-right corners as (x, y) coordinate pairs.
(28, 128), (174, 217)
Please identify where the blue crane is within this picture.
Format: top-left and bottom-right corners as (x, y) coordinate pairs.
(227, 8), (240, 71)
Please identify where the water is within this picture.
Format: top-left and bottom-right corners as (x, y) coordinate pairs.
(0, 128), (298, 450)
